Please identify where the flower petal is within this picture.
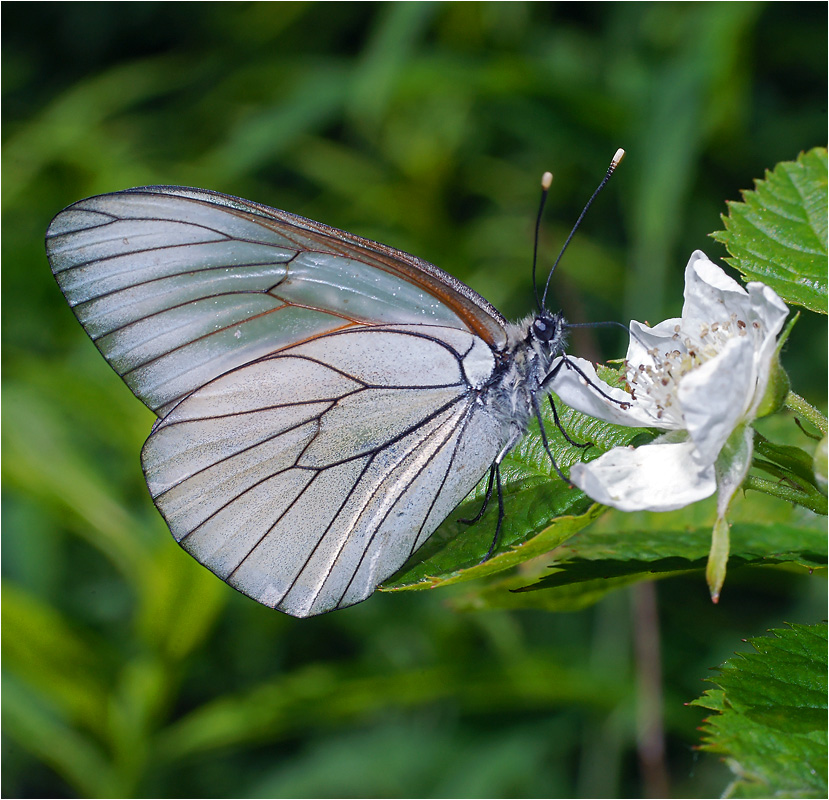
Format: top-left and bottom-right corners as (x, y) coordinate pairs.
(745, 281), (790, 418)
(624, 317), (682, 369)
(681, 251), (752, 323)
(549, 356), (664, 428)
(678, 335), (756, 463)
(569, 439), (717, 511)
(746, 280), (789, 336)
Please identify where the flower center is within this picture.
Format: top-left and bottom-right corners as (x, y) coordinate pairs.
(626, 313), (756, 424)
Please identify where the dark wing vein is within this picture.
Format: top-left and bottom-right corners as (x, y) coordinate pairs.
(209, 390), (469, 570)
(332, 398), (478, 609)
(72, 257), (297, 308)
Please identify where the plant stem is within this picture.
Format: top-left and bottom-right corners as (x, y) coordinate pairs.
(785, 391), (828, 436)
(632, 582), (670, 799)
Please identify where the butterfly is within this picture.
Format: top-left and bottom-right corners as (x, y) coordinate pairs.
(45, 153), (622, 618)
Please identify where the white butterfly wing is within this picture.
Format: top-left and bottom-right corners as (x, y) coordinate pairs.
(142, 325), (506, 617)
(46, 186), (507, 417)
(46, 186), (513, 616)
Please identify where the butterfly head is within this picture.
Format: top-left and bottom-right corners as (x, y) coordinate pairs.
(529, 310), (567, 355)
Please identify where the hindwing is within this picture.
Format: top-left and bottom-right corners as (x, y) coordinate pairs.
(142, 325), (505, 617)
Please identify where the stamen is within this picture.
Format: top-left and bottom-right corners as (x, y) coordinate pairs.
(623, 312), (769, 428)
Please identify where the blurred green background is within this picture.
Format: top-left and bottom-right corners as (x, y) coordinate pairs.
(3, 3), (826, 797)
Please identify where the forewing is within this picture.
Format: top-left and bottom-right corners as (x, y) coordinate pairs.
(46, 186), (507, 417)
(141, 326), (506, 617)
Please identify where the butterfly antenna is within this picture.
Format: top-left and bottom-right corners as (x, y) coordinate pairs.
(532, 171), (554, 311)
(566, 318), (649, 350)
(541, 148), (625, 309)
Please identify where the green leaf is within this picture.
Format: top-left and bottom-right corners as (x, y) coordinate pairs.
(382, 401), (650, 591)
(691, 623), (828, 798)
(470, 516), (826, 611)
(712, 147), (828, 314)
(450, 569), (644, 613)
(750, 432), (828, 515)
(754, 433), (820, 488)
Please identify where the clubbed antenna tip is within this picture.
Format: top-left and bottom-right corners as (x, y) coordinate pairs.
(540, 147), (626, 308)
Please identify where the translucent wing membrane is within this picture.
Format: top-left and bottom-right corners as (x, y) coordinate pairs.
(142, 326), (506, 617)
(45, 186), (514, 616)
(46, 186), (507, 416)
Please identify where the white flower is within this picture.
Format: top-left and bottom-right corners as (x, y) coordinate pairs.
(552, 251), (790, 599)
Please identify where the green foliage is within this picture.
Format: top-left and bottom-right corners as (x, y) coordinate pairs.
(713, 148), (828, 314)
(450, 496), (826, 612)
(2, 4), (826, 798)
(522, 516), (824, 591)
(691, 623), (828, 798)
(752, 432), (827, 515)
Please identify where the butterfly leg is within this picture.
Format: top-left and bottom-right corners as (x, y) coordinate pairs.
(461, 432), (518, 562)
(482, 463), (505, 561)
(540, 358), (592, 449)
(458, 462), (503, 562)
(458, 464), (497, 526)
(531, 390), (569, 482)
(549, 395), (591, 449)
(553, 355), (631, 409)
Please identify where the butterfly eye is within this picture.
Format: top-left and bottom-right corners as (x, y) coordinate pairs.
(532, 316), (558, 343)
